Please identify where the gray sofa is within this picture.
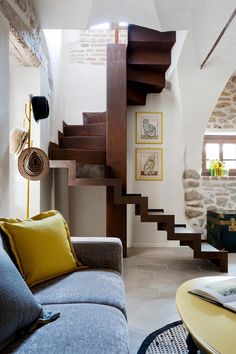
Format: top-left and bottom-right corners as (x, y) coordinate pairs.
(0, 235), (129, 354)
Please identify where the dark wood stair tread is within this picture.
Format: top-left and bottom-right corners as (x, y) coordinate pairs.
(148, 209), (164, 215)
(128, 67), (165, 87)
(128, 24), (176, 49)
(59, 136), (105, 150)
(83, 112), (106, 124)
(127, 83), (147, 105)
(128, 48), (171, 67)
(63, 123), (106, 136)
(50, 148), (106, 165)
(126, 24), (176, 106)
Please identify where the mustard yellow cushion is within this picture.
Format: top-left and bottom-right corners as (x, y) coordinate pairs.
(0, 210), (84, 287)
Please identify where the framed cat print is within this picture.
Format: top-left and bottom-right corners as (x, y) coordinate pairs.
(136, 148), (163, 181)
(136, 112), (163, 144)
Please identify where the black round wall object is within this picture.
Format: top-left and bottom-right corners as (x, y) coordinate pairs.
(31, 96), (49, 122)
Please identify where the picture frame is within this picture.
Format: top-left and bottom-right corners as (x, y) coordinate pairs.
(136, 148), (163, 181)
(136, 112), (163, 144)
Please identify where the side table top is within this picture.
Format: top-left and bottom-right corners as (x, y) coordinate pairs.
(176, 276), (236, 354)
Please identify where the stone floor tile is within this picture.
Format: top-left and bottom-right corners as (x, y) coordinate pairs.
(125, 247), (236, 352)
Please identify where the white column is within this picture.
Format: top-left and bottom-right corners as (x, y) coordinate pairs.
(0, 12), (10, 216)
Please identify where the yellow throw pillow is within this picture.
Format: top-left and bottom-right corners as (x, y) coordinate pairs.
(0, 210), (84, 287)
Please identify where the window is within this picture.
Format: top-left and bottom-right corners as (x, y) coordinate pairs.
(202, 135), (236, 176)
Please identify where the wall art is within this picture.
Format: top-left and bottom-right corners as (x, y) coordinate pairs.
(136, 148), (163, 181)
(136, 112), (163, 144)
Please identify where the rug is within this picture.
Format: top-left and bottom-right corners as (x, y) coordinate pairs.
(137, 320), (202, 354)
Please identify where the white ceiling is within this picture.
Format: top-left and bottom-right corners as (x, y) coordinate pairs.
(33, 0), (161, 30)
(33, 0), (236, 35)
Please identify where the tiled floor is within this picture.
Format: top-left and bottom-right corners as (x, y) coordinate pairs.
(123, 247), (236, 354)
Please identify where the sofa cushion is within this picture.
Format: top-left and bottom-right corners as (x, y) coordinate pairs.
(2, 303), (129, 354)
(0, 247), (42, 350)
(0, 210), (84, 287)
(33, 269), (126, 317)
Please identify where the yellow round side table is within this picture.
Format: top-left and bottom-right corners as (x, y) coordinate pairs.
(176, 276), (236, 354)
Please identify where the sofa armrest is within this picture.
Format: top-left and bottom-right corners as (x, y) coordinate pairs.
(71, 237), (123, 275)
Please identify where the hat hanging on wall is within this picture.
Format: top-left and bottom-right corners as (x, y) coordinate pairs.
(10, 128), (28, 156)
(18, 147), (50, 181)
(31, 96), (49, 122)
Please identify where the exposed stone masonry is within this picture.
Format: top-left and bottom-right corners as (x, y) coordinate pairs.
(68, 29), (127, 65)
(0, 0), (46, 67)
(207, 76), (236, 131)
(183, 169), (236, 238)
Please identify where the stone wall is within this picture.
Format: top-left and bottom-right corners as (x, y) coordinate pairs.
(68, 29), (127, 66)
(206, 76), (236, 131)
(183, 169), (236, 238)
(0, 0), (46, 67)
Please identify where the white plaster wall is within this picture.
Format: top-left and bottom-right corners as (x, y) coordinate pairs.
(127, 70), (185, 246)
(39, 63), (54, 214)
(60, 31), (106, 125)
(179, 29), (236, 171)
(44, 30), (107, 235)
(43, 30), (64, 143)
(39, 31), (64, 214)
(0, 12), (10, 217)
(62, 31), (107, 236)
(154, 0), (236, 171)
(9, 66), (40, 218)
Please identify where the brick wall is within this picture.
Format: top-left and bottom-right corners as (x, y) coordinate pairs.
(68, 29), (128, 65)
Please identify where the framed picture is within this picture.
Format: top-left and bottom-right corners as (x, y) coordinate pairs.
(136, 112), (163, 144)
(136, 148), (163, 181)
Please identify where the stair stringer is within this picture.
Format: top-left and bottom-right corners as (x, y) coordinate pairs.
(49, 160), (228, 273)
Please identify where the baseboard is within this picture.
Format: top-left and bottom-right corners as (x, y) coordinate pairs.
(128, 241), (180, 248)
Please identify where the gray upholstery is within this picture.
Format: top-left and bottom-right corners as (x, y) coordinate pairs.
(0, 233), (128, 353)
(32, 269), (126, 317)
(0, 247), (42, 350)
(71, 237), (123, 274)
(3, 303), (129, 354)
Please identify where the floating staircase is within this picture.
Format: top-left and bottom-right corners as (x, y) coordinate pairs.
(49, 112), (107, 175)
(49, 24), (228, 272)
(127, 24), (176, 105)
(49, 159), (228, 272)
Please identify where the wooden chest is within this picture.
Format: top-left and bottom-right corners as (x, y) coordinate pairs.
(207, 210), (236, 252)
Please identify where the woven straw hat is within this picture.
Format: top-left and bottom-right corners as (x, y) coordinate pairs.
(10, 128), (28, 156)
(18, 148), (49, 181)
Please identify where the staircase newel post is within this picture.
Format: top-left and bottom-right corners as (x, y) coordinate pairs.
(106, 43), (127, 257)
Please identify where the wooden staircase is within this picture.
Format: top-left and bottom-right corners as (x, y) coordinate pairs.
(127, 24), (176, 105)
(49, 24), (228, 272)
(49, 112), (108, 175)
(49, 159), (228, 272)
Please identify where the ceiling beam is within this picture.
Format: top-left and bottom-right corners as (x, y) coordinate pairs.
(0, 0), (46, 67)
